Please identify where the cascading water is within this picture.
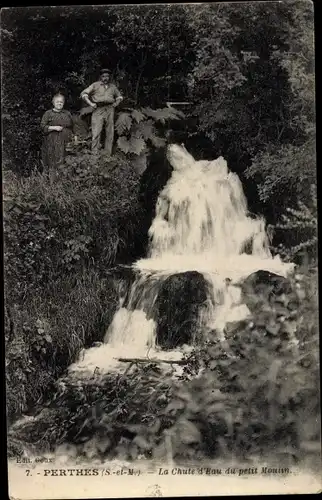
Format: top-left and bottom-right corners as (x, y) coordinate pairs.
(69, 144), (294, 376)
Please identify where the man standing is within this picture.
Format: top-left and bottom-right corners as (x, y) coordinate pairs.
(81, 68), (123, 156)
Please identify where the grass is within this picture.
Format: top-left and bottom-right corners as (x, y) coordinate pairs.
(7, 264), (320, 466)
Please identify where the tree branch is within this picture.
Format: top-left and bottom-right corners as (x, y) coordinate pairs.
(134, 52), (148, 106)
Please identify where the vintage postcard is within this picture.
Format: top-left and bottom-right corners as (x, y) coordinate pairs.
(2, 1), (321, 498)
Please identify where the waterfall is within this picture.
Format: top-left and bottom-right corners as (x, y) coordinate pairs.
(69, 144), (294, 376)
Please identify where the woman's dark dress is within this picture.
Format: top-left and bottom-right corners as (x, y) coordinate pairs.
(41, 109), (73, 170)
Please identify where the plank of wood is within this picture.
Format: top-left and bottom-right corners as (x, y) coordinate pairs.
(116, 357), (187, 365)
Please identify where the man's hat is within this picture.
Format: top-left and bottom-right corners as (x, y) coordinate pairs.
(100, 68), (110, 75)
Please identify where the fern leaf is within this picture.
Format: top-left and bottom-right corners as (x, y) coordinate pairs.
(131, 109), (145, 123)
(115, 112), (132, 135)
(140, 107), (159, 120)
(117, 136), (131, 154)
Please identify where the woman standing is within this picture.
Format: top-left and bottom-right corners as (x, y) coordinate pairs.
(41, 93), (74, 172)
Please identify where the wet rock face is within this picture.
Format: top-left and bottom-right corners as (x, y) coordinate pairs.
(242, 270), (291, 294)
(155, 271), (210, 349)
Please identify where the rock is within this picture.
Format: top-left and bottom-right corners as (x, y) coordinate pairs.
(106, 265), (138, 308)
(154, 271), (210, 349)
(240, 270), (292, 313)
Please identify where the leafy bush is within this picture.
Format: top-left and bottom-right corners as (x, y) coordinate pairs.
(115, 106), (184, 154)
(245, 141), (317, 259)
(4, 152), (147, 422)
(3, 0), (318, 462)
(8, 266), (320, 464)
(270, 185), (317, 262)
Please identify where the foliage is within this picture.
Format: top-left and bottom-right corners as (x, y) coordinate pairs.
(271, 185), (318, 262)
(184, 2), (297, 160)
(1, 2), (317, 256)
(244, 137), (317, 260)
(8, 267), (320, 464)
(79, 104), (184, 160)
(271, 0), (315, 139)
(245, 140), (316, 209)
(115, 106), (184, 157)
(1, 2), (314, 162)
(4, 153), (143, 292)
(107, 4), (194, 106)
(2, 1), (318, 457)
(1, 5), (191, 174)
